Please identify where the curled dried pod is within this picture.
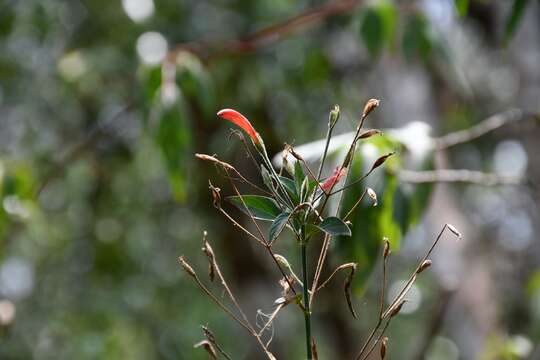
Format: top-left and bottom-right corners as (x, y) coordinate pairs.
(380, 337), (388, 359)
(362, 98), (380, 117)
(417, 259), (432, 274)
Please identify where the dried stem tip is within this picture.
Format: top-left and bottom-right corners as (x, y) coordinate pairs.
(362, 98), (380, 118)
(380, 337), (388, 359)
(195, 153), (234, 170)
(383, 237), (391, 259)
(417, 260), (432, 274)
(179, 256), (196, 278)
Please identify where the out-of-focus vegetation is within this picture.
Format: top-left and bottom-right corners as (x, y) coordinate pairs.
(0, 0), (539, 359)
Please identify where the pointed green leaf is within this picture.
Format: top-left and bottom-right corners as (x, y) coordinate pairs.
(269, 212), (291, 241)
(317, 217), (351, 237)
(294, 161), (305, 193)
(227, 195), (281, 221)
(278, 176), (299, 203)
(505, 0), (530, 41)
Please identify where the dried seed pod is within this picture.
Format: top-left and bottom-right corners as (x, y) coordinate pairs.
(362, 98), (380, 118)
(383, 237), (391, 259)
(179, 256), (196, 278)
(417, 259), (432, 274)
(389, 299), (406, 318)
(380, 337), (388, 359)
(357, 129), (382, 139)
(367, 187), (378, 206)
(201, 234), (216, 282)
(447, 223), (462, 239)
(369, 152), (395, 172)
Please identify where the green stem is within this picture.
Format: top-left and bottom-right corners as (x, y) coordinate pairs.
(301, 231), (313, 360)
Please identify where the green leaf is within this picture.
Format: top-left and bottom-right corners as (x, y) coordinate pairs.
(269, 212), (291, 241)
(175, 52), (216, 120)
(227, 195), (281, 221)
(505, 0), (530, 42)
(294, 161), (305, 194)
(359, 3), (397, 57)
(153, 94), (192, 202)
(317, 217), (351, 237)
(402, 14), (433, 61)
(455, 0), (469, 17)
(278, 176), (299, 203)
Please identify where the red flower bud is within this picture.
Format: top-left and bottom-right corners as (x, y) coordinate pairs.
(217, 108), (260, 144)
(321, 166), (347, 193)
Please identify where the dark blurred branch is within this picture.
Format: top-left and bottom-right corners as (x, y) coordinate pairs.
(37, 104), (133, 195)
(398, 169), (523, 186)
(434, 109), (538, 150)
(168, 0), (364, 61)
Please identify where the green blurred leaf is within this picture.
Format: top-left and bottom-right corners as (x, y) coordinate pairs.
(337, 134), (433, 291)
(153, 95), (192, 202)
(402, 13), (433, 61)
(317, 216), (351, 236)
(359, 3), (397, 57)
(269, 212), (291, 241)
(505, 0), (530, 42)
(176, 52), (216, 119)
(455, 0), (469, 17)
(227, 195), (281, 221)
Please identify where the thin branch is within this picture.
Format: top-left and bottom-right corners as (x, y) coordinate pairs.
(343, 188), (368, 221)
(179, 256), (253, 333)
(398, 169), (523, 186)
(168, 0), (364, 61)
(434, 109), (533, 150)
(202, 234), (252, 329)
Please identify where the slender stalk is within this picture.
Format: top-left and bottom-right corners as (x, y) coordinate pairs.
(301, 233), (313, 360)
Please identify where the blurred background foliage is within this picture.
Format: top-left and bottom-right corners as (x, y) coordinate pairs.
(0, 0), (539, 359)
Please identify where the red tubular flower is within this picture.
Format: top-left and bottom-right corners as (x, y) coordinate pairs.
(217, 108), (260, 144)
(321, 166), (346, 193)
